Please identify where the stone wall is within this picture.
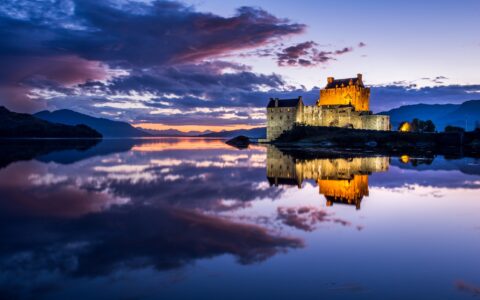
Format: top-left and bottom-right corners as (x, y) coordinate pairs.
(361, 114), (390, 131)
(300, 105), (390, 131)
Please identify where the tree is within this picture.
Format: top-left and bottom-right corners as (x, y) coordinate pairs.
(444, 125), (465, 133)
(424, 120), (436, 132)
(410, 118), (436, 133)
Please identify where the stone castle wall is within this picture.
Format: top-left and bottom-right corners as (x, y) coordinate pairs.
(266, 104), (390, 141)
(300, 105), (390, 131)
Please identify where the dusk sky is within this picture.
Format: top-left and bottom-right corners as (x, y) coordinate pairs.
(1, 0), (479, 132)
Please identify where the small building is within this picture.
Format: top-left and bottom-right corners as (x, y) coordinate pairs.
(264, 74), (391, 142)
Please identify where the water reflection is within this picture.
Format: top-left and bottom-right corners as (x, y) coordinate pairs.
(267, 146), (389, 209)
(0, 138), (478, 299)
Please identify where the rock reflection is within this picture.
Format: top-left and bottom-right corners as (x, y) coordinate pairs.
(267, 146), (389, 209)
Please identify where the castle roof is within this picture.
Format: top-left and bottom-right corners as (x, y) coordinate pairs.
(267, 97), (302, 108)
(325, 77), (364, 89)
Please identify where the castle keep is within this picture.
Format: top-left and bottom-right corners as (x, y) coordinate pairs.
(265, 74), (390, 141)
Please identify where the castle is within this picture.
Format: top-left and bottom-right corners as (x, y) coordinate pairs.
(265, 74), (390, 141)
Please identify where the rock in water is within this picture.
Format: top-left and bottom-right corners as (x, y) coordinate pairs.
(226, 135), (250, 149)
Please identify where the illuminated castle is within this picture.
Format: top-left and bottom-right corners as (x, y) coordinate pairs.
(266, 146), (389, 209)
(265, 74), (391, 141)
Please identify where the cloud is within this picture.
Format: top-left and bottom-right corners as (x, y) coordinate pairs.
(276, 41), (354, 67)
(0, 0), (305, 114)
(1, 1), (305, 67)
(455, 280), (480, 296)
(32, 60), (309, 125)
(372, 84), (480, 112)
(277, 206), (351, 231)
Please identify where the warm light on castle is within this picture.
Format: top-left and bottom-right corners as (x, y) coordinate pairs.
(264, 74), (391, 141)
(318, 74), (370, 111)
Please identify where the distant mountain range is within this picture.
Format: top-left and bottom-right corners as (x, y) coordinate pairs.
(199, 127), (266, 138)
(2, 99), (477, 140)
(380, 100), (480, 131)
(143, 128), (212, 137)
(0, 107), (101, 138)
(35, 109), (149, 137)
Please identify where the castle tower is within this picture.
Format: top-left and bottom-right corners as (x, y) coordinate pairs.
(317, 73), (370, 111)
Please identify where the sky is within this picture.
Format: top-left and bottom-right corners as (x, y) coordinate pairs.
(0, 0), (479, 132)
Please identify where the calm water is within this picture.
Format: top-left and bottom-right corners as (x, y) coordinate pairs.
(1, 138), (480, 300)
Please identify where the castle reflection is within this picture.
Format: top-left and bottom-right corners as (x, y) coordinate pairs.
(266, 146), (390, 209)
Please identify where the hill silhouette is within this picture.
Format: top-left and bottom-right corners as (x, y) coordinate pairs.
(0, 107), (101, 138)
(380, 100), (480, 131)
(35, 109), (149, 137)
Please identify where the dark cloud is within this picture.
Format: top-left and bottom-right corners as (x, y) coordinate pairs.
(0, 0), (305, 114)
(455, 280), (480, 296)
(358, 42), (367, 47)
(39, 60), (318, 125)
(276, 41), (354, 67)
(372, 84), (480, 112)
(334, 47), (353, 55)
(1, 1), (305, 67)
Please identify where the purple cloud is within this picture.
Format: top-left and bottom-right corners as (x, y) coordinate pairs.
(276, 41), (355, 67)
(0, 0), (305, 113)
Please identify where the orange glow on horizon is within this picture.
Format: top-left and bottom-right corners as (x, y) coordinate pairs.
(133, 123), (262, 133)
(132, 139), (232, 152)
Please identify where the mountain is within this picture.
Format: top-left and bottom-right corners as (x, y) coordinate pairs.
(142, 128), (212, 137)
(199, 127), (266, 138)
(0, 107), (101, 138)
(380, 100), (480, 131)
(34, 109), (149, 137)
